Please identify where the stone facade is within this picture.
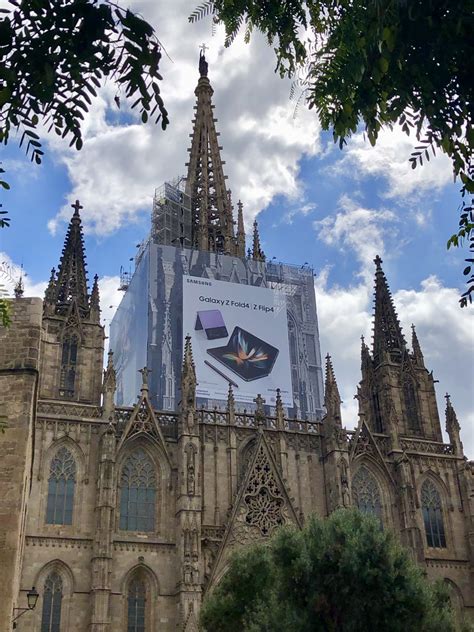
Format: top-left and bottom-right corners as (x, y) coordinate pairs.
(0, 298), (42, 632)
(1, 243), (473, 630)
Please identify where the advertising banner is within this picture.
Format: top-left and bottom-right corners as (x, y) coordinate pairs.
(183, 275), (293, 406)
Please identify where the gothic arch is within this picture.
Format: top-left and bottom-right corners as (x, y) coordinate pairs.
(443, 578), (465, 626)
(30, 560), (74, 632)
(121, 564), (159, 632)
(40, 438), (85, 530)
(351, 459), (394, 527)
(417, 473), (450, 549)
(237, 437), (257, 487)
(116, 439), (170, 536)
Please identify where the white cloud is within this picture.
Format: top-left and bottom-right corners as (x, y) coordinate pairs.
(45, 1), (321, 236)
(329, 125), (453, 199)
(315, 195), (399, 282)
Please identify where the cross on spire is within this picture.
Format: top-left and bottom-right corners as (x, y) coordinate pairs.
(71, 199), (83, 216)
(199, 42), (209, 55)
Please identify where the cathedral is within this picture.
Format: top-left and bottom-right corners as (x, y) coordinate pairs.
(0, 54), (473, 632)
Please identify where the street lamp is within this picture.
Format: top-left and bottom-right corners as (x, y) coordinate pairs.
(12, 586), (39, 628)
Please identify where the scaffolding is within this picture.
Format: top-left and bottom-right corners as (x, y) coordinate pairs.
(151, 177), (192, 248)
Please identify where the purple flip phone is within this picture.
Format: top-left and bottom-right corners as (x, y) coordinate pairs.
(195, 310), (228, 340)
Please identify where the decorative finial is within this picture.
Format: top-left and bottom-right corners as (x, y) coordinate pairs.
(71, 199), (83, 217)
(14, 268), (24, 299)
(199, 45), (209, 77)
(374, 254), (383, 270)
(139, 367), (151, 390)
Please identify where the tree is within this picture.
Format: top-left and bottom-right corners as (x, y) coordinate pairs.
(200, 510), (464, 632)
(0, 0), (169, 182)
(191, 0), (474, 305)
(0, 0), (168, 324)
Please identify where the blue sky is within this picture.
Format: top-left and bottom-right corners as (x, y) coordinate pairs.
(1, 0), (472, 454)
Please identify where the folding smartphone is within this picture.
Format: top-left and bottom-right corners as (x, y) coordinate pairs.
(207, 326), (279, 382)
(195, 310), (228, 340)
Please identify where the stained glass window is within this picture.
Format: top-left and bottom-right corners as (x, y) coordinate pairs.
(119, 449), (156, 532)
(41, 572), (63, 632)
(60, 335), (78, 396)
(352, 466), (383, 523)
(46, 447), (76, 525)
(421, 479), (446, 548)
(127, 578), (146, 632)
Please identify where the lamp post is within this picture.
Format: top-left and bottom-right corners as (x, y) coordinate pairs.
(12, 586), (39, 629)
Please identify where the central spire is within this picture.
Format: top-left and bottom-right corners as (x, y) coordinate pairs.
(185, 51), (237, 254)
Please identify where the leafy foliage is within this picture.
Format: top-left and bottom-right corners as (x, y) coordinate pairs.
(0, 0), (169, 179)
(0, 288), (10, 327)
(202, 0), (474, 305)
(200, 510), (464, 632)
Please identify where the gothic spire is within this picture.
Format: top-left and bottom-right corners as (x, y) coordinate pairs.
(372, 255), (406, 364)
(90, 274), (100, 323)
(252, 219), (265, 262)
(46, 200), (90, 316)
(411, 324), (425, 367)
(181, 335), (197, 410)
(324, 353), (342, 422)
(236, 200), (246, 258)
(185, 51), (235, 254)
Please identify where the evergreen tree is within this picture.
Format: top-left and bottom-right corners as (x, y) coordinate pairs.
(200, 510), (465, 632)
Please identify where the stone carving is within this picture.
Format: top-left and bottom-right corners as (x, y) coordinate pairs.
(338, 458), (350, 508)
(185, 444), (196, 495)
(238, 445), (287, 539)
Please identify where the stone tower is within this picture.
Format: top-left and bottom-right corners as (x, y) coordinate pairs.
(41, 201), (104, 404)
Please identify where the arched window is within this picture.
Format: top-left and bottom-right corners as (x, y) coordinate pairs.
(41, 572), (63, 632)
(46, 447), (76, 525)
(352, 466), (383, 523)
(119, 449), (157, 532)
(60, 334), (78, 397)
(127, 577), (147, 632)
(421, 479), (446, 548)
(403, 378), (421, 433)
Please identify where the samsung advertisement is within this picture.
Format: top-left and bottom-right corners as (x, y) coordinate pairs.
(183, 275), (293, 406)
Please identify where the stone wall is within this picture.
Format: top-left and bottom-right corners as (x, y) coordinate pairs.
(0, 298), (42, 631)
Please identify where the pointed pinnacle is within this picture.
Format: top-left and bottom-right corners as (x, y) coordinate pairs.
(107, 348), (114, 369)
(227, 382), (235, 411)
(445, 392), (460, 435)
(324, 354), (342, 427)
(183, 335), (196, 373)
(91, 274), (100, 306)
(411, 323), (424, 364)
(252, 219), (265, 261)
(372, 255), (406, 360)
(237, 200), (245, 234)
